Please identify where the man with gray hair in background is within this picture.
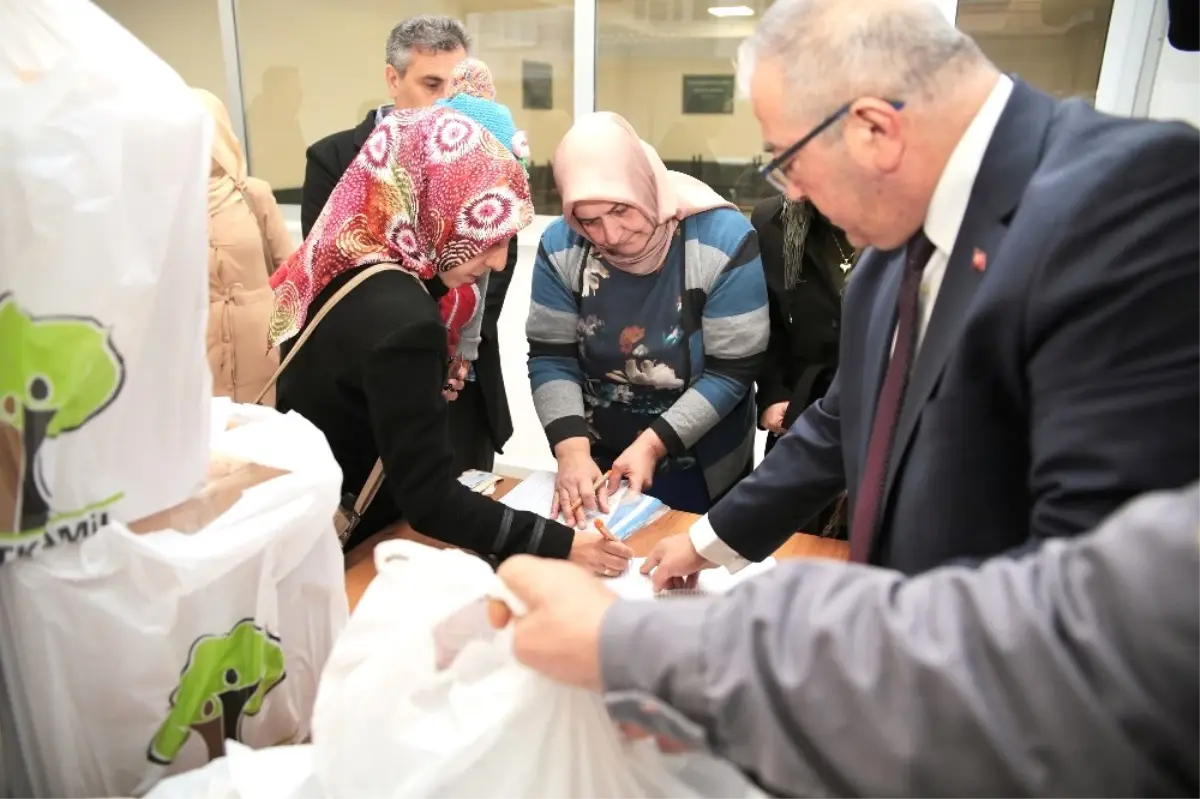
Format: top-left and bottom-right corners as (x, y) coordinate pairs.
(300, 15), (469, 236)
(484, 0), (1200, 795)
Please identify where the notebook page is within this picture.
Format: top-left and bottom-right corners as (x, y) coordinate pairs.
(606, 558), (777, 601)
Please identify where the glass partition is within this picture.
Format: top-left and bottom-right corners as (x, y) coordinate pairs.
(233, 0), (575, 213)
(958, 0), (1116, 104)
(596, 0), (777, 214)
(94, 0), (229, 104)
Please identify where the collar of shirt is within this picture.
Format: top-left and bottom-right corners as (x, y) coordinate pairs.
(374, 103), (395, 124)
(923, 74), (1014, 256)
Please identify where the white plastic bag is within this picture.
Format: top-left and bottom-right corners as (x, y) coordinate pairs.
(143, 741), (321, 799)
(0, 403), (348, 798)
(312, 540), (761, 798)
(0, 0), (212, 561)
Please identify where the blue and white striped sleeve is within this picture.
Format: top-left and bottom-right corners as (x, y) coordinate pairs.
(526, 227), (588, 447)
(650, 231), (769, 454)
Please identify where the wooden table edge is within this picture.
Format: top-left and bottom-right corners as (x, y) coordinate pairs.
(343, 476), (848, 610)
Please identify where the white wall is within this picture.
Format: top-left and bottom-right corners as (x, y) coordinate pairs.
(1148, 38), (1200, 126)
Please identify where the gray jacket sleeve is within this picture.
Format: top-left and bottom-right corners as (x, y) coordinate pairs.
(600, 484), (1200, 797)
(455, 272), (488, 362)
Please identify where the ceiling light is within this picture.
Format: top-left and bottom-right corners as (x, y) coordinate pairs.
(707, 5), (755, 17)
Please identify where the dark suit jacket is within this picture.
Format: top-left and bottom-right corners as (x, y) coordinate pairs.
(708, 79), (1200, 575)
(1168, 0), (1198, 50)
(301, 110), (377, 239)
(300, 109), (516, 452)
(752, 196), (849, 429)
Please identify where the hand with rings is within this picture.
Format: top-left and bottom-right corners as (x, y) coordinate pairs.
(551, 438), (609, 529)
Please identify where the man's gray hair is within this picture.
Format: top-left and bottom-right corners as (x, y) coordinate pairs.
(736, 0), (986, 120)
(385, 15), (471, 75)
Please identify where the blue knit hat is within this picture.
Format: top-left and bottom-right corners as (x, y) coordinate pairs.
(437, 93), (530, 171)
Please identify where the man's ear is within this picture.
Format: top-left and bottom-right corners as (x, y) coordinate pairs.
(845, 99), (905, 175)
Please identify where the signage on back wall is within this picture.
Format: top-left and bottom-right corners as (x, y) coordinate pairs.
(522, 60), (554, 110)
(682, 74), (735, 114)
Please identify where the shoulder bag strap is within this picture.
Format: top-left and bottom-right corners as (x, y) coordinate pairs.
(237, 184), (277, 277)
(354, 458), (386, 518)
(252, 264), (404, 406)
(253, 264), (428, 520)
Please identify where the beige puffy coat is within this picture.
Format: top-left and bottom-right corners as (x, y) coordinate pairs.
(195, 88), (295, 404)
(206, 180), (293, 403)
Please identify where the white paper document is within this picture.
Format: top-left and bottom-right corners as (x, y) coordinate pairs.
(497, 470), (652, 534)
(605, 558), (777, 600)
(496, 470), (565, 517)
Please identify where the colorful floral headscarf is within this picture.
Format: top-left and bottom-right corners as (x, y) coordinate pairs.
(267, 105), (534, 350)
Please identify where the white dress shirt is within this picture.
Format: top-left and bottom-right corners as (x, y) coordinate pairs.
(691, 75), (1016, 572)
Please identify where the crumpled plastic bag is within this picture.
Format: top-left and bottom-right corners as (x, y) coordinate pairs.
(143, 741), (321, 799)
(311, 540), (764, 797)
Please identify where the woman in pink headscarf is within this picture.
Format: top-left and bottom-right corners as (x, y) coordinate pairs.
(527, 112), (769, 527)
(266, 106), (632, 575)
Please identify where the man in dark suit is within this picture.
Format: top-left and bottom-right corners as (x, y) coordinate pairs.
(644, 0), (1199, 584)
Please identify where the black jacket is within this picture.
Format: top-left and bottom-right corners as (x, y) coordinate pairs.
(1169, 0), (1199, 51)
(275, 266), (573, 558)
(1041, 0), (1200, 51)
(751, 196), (851, 429)
(302, 110), (516, 452)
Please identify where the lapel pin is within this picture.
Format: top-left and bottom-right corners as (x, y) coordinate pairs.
(972, 247), (988, 272)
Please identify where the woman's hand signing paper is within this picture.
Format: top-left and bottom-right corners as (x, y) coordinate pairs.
(568, 527), (635, 577)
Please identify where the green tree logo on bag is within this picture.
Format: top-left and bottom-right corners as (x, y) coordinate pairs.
(0, 293), (125, 541)
(148, 619), (287, 765)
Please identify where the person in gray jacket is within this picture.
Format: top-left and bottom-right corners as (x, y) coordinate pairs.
(492, 482), (1200, 797)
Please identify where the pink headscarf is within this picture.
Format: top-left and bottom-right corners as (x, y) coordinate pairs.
(553, 112), (735, 275)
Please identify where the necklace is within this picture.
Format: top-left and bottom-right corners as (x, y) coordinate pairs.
(833, 236), (853, 275)
(832, 236), (856, 298)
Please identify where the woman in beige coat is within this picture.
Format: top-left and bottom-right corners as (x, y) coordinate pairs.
(195, 89), (294, 403)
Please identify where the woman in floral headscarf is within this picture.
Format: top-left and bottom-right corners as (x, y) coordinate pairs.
(267, 105), (632, 575)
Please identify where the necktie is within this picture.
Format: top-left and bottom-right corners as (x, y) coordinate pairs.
(848, 231), (936, 563)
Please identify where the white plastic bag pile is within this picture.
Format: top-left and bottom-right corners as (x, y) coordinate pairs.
(0, 402), (349, 797)
(0, 0), (212, 563)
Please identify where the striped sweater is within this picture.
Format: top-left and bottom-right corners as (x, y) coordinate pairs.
(527, 207), (769, 498)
